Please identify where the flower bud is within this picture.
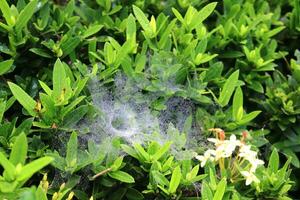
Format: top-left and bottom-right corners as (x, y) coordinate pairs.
(219, 131), (225, 141)
(52, 192), (59, 200)
(67, 191), (74, 200)
(241, 131), (248, 143)
(60, 183), (65, 191)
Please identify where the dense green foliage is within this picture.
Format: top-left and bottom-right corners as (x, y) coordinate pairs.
(1, 0), (300, 199)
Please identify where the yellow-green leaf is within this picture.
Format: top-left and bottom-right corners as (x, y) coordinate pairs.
(0, 59), (14, 75)
(15, 0), (38, 34)
(218, 70), (239, 107)
(17, 157), (53, 182)
(132, 5), (154, 38)
(9, 132), (28, 165)
(52, 59), (67, 103)
(168, 166), (181, 194)
(0, 152), (16, 181)
(213, 178), (227, 200)
(8, 82), (37, 117)
(0, 0), (15, 26)
(109, 170), (135, 183)
(82, 24), (103, 39)
(232, 86), (243, 121)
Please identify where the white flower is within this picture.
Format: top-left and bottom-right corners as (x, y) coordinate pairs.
(208, 135), (242, 159)
(213, 144), (226, 160)
(229, 134), (242, 147)
(249, 158), (264, 172)
(222, 135), (242, 157)
(239, 144), (251, 153)
(238, 144), (264, 172)
(238, 144), (257, 159)
(241, 171), (260, 185)
(195, 150), (215, 167)
(207, 138), (223, 146)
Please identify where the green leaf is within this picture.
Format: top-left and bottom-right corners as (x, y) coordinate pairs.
(111, 156), (123, 171)
(133, 143), (150, 161)
(248, 81), (264, 93)
(8, 82), (37, 117)
(0, 99), (5, 122)
(115, 41), (133, 67)
(201, 181), (213, 200)
(218, 70), (239, 107)
(187, 164), (199, 180)
(0, 0), (14, 26)
(45, 151), (65, 171)
(17, 157), (53, 182)
(195, 53), (218, 65)
(122, 57), (134, 76)
(29, 48), (52, 58)
(73, 77), (88, 97)
(62, 105), (88, 128)
(39, 80), (52, 96)
(232, 192), (240, 200)
(189, 2), (217, 30)
(209, 168), (217, 190)
(147, 141), (160, 155)
(0, 152), (16, 181)
(14, 118), (33, 137)
(283, 149), (299, 168)
(126, 14), (136, 41)
(5, 96), (16, 111)
(9, 132), (27, 165)
(168, 166), (181, 194)
(152, 171), (170, 186)
(197, 2), (217, 23)
(66, 132), (78, 168)
(32, 121), (51, 129)
(126, 14), (137, 52)
(132, 5), (153, 38)
(34, 3), (50, 31)
(61, 96), (86, 117)
(108, 171), (135, 183)
(125, 188), (144, 200)
(204, 62), (223, 81)
(158, 19), (176, 49)
(61, 36), (81, 57)
(149, 16), (156, 35)
(213, 178), (227, 200)
(15, 0), (38, 34)
(190, 174), (207, 182)
(52, 59), (67, 102)
(109, 188), (126, 200)
(238, 111), (261, 125)
(266, 26), (285, 38)
(152, 141), (172, 161)
(35, 186), (48, 200)
(0, 59), (14, 75)
(82, 24), (103, 39)
(197, 38), (208, 54)
(0, 21), (11, 31)
(107, 5), (122, 15)
(172, 8), (184, 24)
(121, 144), (139, 160)
(268, 149), (279, 173)
(232, 87), (243, 121)
(135, 54), (146, 72)
(39, 93), (55, 122)
(219, 51), (244, 58)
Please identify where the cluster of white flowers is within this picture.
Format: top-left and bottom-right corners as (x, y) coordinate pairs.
(195, 133), (264, 186)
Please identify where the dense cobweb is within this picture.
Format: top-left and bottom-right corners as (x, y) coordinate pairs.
(75, 73), (206, 156)
(49, 71), (208, 190)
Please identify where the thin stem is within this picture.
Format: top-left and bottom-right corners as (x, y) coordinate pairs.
(91, 167), (112, 180)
